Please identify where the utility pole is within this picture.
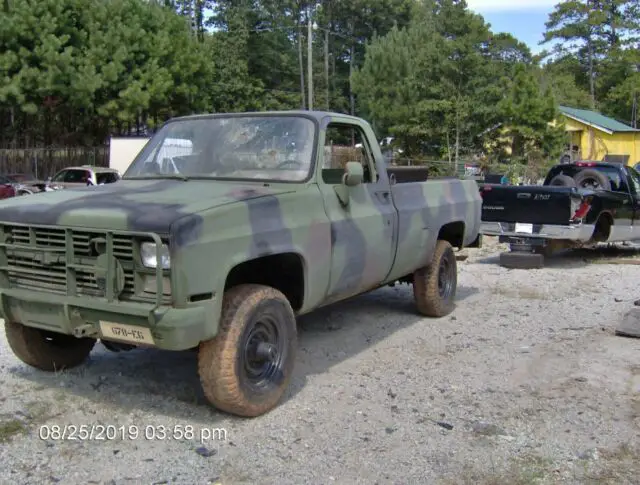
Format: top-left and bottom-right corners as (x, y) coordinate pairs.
(307, 5), (314, 111)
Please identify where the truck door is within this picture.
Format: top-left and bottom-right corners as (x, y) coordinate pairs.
(625, 166), (640, 240)
(318, 121), (397, 302)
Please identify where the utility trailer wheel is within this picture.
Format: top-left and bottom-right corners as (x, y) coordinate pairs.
(198, 284), (297, 417)
(4, 321), (96, 371)
(499, 251), (545, 269)
(413, 240), (457, 317)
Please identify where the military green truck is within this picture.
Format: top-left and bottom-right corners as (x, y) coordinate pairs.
(0, 111), (482, 417)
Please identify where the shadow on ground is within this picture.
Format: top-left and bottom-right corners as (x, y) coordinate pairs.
(473, 243), (640, 269)
(6, 284), (479, 423)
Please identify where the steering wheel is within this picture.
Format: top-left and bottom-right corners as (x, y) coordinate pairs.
(276, 160), (302, 169)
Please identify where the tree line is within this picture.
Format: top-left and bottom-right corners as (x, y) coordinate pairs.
(0, 0), (638, 175)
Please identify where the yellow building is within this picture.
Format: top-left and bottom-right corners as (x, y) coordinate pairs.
(559, 105), (640, 167)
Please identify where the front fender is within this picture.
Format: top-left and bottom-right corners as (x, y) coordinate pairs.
(167, 187), (332, 318)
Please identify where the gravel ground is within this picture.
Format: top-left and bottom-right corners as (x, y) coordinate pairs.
(1, 237), (640, 485)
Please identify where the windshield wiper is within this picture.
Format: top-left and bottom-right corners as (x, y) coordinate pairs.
(127, 173), (189, 181)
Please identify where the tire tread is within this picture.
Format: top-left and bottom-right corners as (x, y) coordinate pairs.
(413, 240), (457, 317)
(197, 284), (296, 417)
(5, 321), (95, 371)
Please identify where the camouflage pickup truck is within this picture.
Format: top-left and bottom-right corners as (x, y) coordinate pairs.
(0, 111), (481, 417)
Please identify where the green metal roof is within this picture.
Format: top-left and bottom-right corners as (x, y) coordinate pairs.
(559, 105), (640, 133)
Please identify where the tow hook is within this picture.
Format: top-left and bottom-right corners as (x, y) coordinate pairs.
(72, 324), (98, 338)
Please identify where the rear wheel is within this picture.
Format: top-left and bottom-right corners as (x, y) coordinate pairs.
(198, 284), (297, 417)
(5, 321), (96, 371)
(413, 240), (457, 317)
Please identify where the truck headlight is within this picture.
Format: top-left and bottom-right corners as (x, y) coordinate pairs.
(140, 242), (170, 269)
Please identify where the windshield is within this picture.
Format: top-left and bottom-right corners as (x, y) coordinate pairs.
(124, 115), (316, 182)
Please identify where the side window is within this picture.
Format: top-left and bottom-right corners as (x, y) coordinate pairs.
(51, 170), (68, 182)
(321, 123), (377, 184)
(96, 172), (119, 184)
(64, 169), (90, 183)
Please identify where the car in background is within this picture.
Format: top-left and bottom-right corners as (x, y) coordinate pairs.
(0, 175), (17, 199)
(47, 165), (121, 190)
(479, 160), (640, 268)
(1, 173), (55, 196)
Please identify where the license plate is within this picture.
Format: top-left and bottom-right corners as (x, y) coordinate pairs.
(514, 223), (533, 234)
(99, 321), (155, 345)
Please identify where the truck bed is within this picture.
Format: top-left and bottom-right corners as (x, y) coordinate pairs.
(480, 184), (584, 226)
(387, 173), (482, 279)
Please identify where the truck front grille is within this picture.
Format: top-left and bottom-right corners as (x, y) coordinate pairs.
(0, 225), (171, 304)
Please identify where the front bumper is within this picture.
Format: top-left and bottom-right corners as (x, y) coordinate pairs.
(0, 287), (218, 351)
(480, 221), (595, 241)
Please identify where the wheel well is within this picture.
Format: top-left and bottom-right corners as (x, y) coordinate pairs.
(437, 221), (465, 249)
(591, 212), (613, 242)
(224, 253), (305, 311)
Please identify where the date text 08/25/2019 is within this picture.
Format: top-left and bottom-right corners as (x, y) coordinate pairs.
(38, 424), (228, 443)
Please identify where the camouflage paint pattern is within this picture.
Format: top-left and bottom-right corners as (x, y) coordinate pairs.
(0, 110), (481, 351)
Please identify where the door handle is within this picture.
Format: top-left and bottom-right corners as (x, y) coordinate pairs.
(375, 191), (391, 203)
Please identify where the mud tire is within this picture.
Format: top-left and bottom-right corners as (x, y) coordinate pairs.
(413, 240), (457, 317)
(573, 169), (611, 191)
(198, 284), (297, 417)
(4, 321), (96, 371)
(549, 174), (576, 187)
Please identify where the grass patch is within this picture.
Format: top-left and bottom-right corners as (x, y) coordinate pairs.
(440, 454), (556, 485)
(0, 417), (27, 443)
(0, 399), (62, 443)
(579, 442), (640, 485)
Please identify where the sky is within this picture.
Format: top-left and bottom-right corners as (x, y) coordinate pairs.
(465, 0), (558, 54)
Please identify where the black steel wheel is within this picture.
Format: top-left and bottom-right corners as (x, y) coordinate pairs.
(437, 248), (456, 300)
(240, 313), (287, 393)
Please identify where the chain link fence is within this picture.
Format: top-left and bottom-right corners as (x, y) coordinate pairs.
(0, 147), (109, 180)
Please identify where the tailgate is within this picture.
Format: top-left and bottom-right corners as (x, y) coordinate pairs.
(480, 185), (581, 225)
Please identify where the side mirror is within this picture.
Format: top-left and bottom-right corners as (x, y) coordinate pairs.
(343, 161), (363, 187)
(334, 162), (363, 208)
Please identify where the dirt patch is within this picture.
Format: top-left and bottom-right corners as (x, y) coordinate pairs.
(1, 236), (639, 483)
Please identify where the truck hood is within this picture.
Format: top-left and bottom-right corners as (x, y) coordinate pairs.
(0, 179), (293, 246)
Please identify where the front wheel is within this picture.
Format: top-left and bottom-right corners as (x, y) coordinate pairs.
(4, 321), (96, 371)
(413, 240), (457, 317)
(198, 284), (297, 417)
